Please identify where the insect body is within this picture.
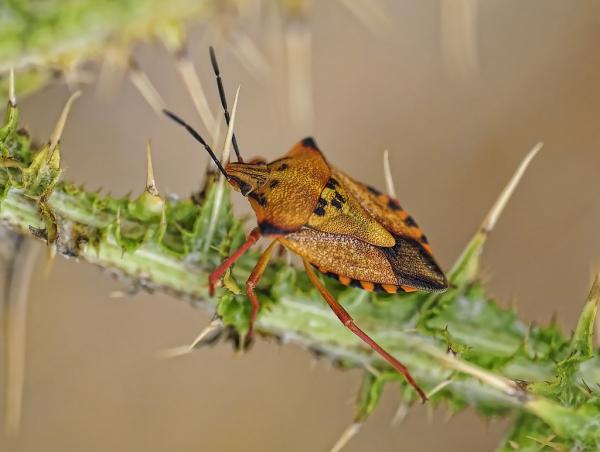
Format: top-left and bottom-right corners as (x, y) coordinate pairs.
(164, 48), (447, 402)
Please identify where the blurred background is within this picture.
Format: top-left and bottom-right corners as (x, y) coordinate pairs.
(2, 1), (600, 450)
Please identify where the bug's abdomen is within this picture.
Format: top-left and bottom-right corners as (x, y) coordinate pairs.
(320, 272), (415, 294)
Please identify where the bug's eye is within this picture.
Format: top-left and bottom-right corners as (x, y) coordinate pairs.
(240, 182), (253, 196)
(248, 157), (267, 165)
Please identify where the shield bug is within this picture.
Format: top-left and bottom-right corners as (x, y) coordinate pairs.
(163, 47), (448, 402)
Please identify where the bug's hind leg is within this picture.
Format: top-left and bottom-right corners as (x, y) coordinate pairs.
(245, 240), (279, 341)
(302, 259), (427, 403)
(209, 228), (260, 296)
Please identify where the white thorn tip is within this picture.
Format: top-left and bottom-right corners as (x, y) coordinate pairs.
(220, 85), (240, 165)
(330, 422), (362, 452)
(9, 67), (16, 106)
(426, 379), (453, 399)
(176, 55), (216, 135)
(229, 32), (271, 80)
(145, 141), (159, 196)
(482, 142), (542, 233)
(391, 401), (409, 425)
(286, 22), (314, 131)
(50, 90), (82, 151)
(129, 60), (166, 115)
(364, 362), (381, 378)
(157, 318), (224, 359)
(382, 149), (397, 199)
(157, 346), (195, 359)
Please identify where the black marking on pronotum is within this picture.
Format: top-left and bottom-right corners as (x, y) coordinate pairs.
(331, 198), (343, 210)
(405, 216), (418, 227)
(387, 198), (402, 211)
(277, 163), (289, 171)
(334, 192), (346, 204)
(269, 180), (280, 188)
(317, 198), (328, 207)
(420, 235), (429, 244)
(258, 221), (289, 236)
(301, 137), (319, 149)
(367, 185), (382, 196)
(314, 205), (326, 216)
(249, 192), (268, 207)
(326, 178), (338, 189)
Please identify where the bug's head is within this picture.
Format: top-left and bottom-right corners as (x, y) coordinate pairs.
(225, 160), (269, 196)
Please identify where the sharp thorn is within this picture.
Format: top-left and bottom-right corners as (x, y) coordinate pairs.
(9, 67), (16, 107)
(426, 403), (434, 423)
(285, 19), (314, 131)
(335, 0), (392, 37)
(202, 95), (238, 252)
(157, 317), (225, 359)
(440, 0), (480, 80)
(220, 85), (241, 166)
(363, 362), (381, 378)
(228, 32), (271, 80)
(175, 51), (217, 137)
(96, 45), (128, 100)
(329, 422), (362, 452)
(145, 140), (159, 196)
(209, 45), (243, 162)
(49, 90), (82, 152)
(128, 58), (166, 115)
(447, 142), (542, 285)
(382, 149), (397, 199)
(391, 400), (409, 425)
(3, 238), (39, 434)
(444, 407), (456, 423)
(426, 379), (453, 399)
(481, 142), (542, 234)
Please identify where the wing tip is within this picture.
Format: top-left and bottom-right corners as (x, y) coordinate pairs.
(383, 234), (449, 293)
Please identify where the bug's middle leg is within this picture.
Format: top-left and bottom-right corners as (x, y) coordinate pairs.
(302, 259), (427, 403)
(245, 240), (279, 340)
(209, 228), (260, 296)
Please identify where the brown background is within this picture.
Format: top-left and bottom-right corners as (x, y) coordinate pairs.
(2, 1), (600, 451)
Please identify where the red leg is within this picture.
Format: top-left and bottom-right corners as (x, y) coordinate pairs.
(245, 240), (278, 340)
(209, 228), (260, 296)
(302, 259), (428, 403)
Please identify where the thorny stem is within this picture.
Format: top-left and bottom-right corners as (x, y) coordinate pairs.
(0, 0), (598, 446)
(0, 111), (598, 449)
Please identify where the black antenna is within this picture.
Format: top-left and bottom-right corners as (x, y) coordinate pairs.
(209, 46), (243, 162)
(163, 109), (229, 178)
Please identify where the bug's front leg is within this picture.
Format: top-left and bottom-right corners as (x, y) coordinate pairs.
(245, 240), (278, 340)
(302, 259), (427, 403)
(208, 227), (260, 296)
